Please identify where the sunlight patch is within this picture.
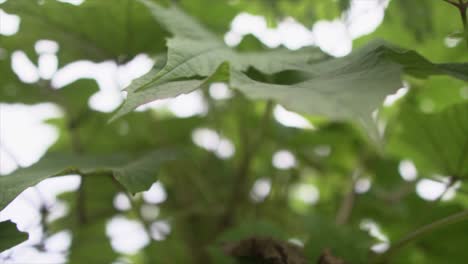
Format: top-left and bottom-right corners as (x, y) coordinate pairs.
(11, 51), (40, 83)
(250, 178), (272, 202)
(272, 150), (296, 170)
(113, 193), (131, 211)
(274, 105), (314, 130)
(142, 182), (167, 204)
(56, 0), (84, 5)
(192, 128), (235, 159)
(35, 40), (59, 54)
(209, 82), (233, 100)
(0, 9), (20, 36)
(416, 178), (458, 201)
(398, 160), (418, 181)
(0, 103), (62, 171)
(290, 183), (319, 205)
(106, 216), (149, 254)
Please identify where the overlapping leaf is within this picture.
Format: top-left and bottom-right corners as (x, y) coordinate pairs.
(114, 1), (468, 134)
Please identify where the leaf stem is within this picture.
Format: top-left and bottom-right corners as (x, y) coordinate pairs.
(375, 209), (468, 263)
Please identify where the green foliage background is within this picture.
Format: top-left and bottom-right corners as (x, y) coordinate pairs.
(0, 0), (467, 263)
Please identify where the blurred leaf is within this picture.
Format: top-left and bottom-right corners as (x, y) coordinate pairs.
(232, 0), (346, 26)
(232, 41), (468, 133)
(304, 215), (374, 263)
(387, 102), (468, 178)
(395, 0), (433, 42)
(69, 220), (116, 264)
(0, 55), (45, 104)
(356, 0), (468, 62)
(0, 150), (176, 210)
(0, 221), (28, 253)
(51, 177), (119, 264)
(0, 0), (167, 64)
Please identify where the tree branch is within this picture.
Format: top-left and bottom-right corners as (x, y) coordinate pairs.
(375, 209), (468, 263)
(442, 0), (460, 7)
(441, 0), (468, 35)
(335, 178), (357, 225)
(433, 176), (459, 203)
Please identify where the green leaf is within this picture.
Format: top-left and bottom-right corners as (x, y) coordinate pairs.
(387, 102), (468, 178)
(0, 150), (176, 211)
(0, 0), (167, 64)
(50, 177), (119, 264)
(0, 221), (28, 253)
(304, 215), (374, 263)
(355, 0), (467, 62)
(69, 220), (116, 264)
(139, 0), (217, 41)
(232, 41), (468, 131)
(115, 1), (468, 134)
(0, 55), (44, 104)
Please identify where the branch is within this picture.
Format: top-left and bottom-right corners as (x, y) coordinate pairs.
(433, 176), (459, 203)
(335, 171), (359, 225)
(441, 0), (468, 30)
(375, 209), (468, 263)
(458, 0), (468, 29)
(442, 0), (460, 7)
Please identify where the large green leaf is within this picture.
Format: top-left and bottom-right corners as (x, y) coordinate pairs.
(115, 1), (468, 134)
(0, 221), (28, 253)
(0, 0), (167, 64)
(0, 150), (176, 211)
(388, 102), (468, 178)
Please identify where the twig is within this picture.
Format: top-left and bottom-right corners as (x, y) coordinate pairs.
(335, 183), (356, 226)
(442, 0), (460, 7)
(433, 176), (459, 203)
(335, 169), (360, 225)
(441, 0), (468, 41)
(374, 209), (468, 263)
(458, 0), (468, 29)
